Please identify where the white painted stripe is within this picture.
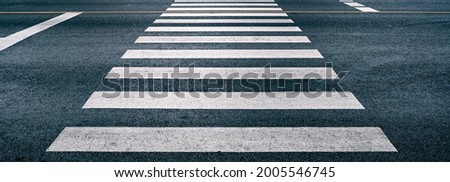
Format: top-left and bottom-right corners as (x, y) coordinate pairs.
(344, 2), (365, 7)
(82, 91), (364, 109)
(135, 36), (310, 43)
(160, 13), (288, 17)
(175, 0), (275, 2)
(166, 7), (282, 11)
(47, 127), (396, 152)
(355, 7), (379, 13)
(145, 26), (301, 32)
(121, 49), (323, 59)
(0, 12), (81, 51)
(171, 3), (278, 6)
(153, 19), (294, 23)
(105, 67), (338, 79)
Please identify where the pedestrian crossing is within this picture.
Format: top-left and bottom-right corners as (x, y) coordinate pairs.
(48, 1), (396, 153)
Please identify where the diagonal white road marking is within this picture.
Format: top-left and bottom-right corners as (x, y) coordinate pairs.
(0, 12), (82, 51)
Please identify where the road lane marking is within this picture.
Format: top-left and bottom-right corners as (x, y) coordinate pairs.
(47, 127), (395, 152)
(82, 91), (363, 109)
(105, 67), (338, 79)
(166, 7), (283, 11)
(171, 3), (278, 6)
(145, 26), (301, 32)
(175, 0), (275, 2)
(153, 19), (294, 23)
(355, 7), (379, 13)
(160, 13), (288, 16)
(344, 2), (364, 7)
(135, 36), (310, 43)
(0, 12), (81, 51)
(343, 2), (379, 13)
(121, 49), (323, 59)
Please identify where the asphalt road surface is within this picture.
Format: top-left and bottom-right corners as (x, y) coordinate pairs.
(0, 1), (449, 162)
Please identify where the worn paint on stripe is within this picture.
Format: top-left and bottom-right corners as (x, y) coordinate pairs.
(82, 91), (364, 109)
(160, 13), (288, 17)
(47, 127), (395, 152)
(121, 49), (323, 59)
(171, 3), (278, 6)
(145, 26), (301, 32)
(0, 12), (81, 51)
(166, 7), (283, 11)
(153, 19), (294, 23)
(105, 67), (338, 79)
(135, 36), (310, 43)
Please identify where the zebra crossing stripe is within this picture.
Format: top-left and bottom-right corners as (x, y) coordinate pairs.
(174, 0), (275, 2)
(145, 26), (301, 32)
(105, 67), (338, 79)
(160, 13), (288, 17)
(121, 49), (323, 59)
(47, 127), (395, 152)
(153, 19), (294, 23)
(82, 91), (364, 109)
(171, 3), (278, 6)
(166, 7), (283, 11)
(135, 36), (310, 43)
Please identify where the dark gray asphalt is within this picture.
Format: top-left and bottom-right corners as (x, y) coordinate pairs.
(0, 2), (449, 162)
(365, 2), (450, 11)
(0, 2), (171, 11)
